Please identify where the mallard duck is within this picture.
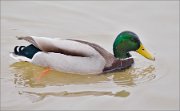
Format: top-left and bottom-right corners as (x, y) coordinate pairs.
(10, 31), (155, 74)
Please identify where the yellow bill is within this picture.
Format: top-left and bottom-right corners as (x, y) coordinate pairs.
(136, 44), (155, 61)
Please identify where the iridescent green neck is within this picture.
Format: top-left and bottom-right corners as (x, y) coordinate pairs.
(113, 37), (129, 59)
(113, 49), (131, 59)
(113, 45), (131, 59)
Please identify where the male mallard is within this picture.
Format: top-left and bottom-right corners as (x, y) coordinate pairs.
(10, 31), (155, 74)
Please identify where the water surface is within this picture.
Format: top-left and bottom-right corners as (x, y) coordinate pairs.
(1, 1), (179, 110)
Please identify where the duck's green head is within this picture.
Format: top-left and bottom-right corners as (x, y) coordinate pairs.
(113, 31), (155, 61)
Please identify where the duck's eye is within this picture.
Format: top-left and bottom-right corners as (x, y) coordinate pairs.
(142, 49), (144, 50)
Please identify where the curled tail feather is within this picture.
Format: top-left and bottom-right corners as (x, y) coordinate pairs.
(13, 44), (41, 59)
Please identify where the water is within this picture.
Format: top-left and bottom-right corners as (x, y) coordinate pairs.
(1, 1), (179, 110)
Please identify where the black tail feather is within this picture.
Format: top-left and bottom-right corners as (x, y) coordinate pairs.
(13, 44), (41, 59)
(19, 46), (25, 51)
(14, 46), (19, 55)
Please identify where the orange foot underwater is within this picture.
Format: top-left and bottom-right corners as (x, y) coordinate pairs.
(36, 67), (51, 81)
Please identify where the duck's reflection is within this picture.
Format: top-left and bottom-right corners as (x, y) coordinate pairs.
(10, 61), (156, 87)
(20, 90), (130, 102)
(10, 61), (155, 101)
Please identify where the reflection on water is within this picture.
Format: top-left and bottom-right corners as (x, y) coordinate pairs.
(20, 90), (130, 102)
(10, 61), (155, 102)
(113, 65), (156, 86)
(10, 61), (156, 87)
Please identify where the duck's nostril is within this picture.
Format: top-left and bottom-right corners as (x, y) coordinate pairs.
(142, 49), (144, 50)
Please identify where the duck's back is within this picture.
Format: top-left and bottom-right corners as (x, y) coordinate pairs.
(13, 36), (115, 74)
